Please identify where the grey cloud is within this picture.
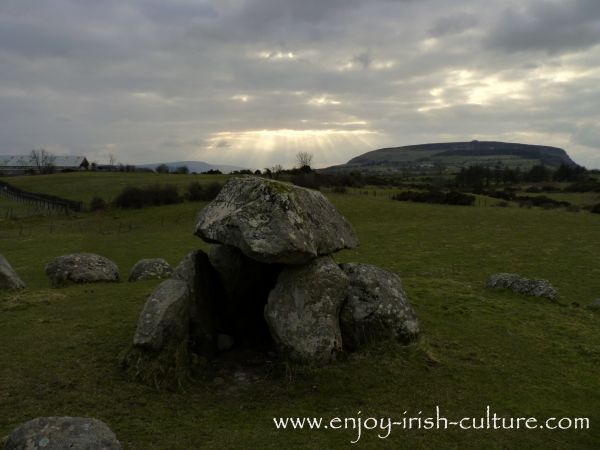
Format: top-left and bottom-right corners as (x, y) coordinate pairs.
(429, 12), (479, 37)
(0, 0), (598, 168)
(487, 0), (600, 54)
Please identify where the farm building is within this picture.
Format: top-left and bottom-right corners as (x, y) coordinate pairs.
(0, 155), (89, 175)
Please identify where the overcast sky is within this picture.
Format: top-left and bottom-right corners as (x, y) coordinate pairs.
(1, 0), (599, 169)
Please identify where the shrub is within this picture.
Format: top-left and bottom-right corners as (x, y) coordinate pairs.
(332, 186), (348, 194)
(114, 184), (182, 209)
(591, 204), (600, 214)
(114, 187), (145, 209)
(186, 182), (223, 201)
(89, 196), (107, 211)
(392, 190), (475, 206)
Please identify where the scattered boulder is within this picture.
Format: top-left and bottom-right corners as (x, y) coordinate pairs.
(486, 273), (559, 301)
(340, 263), (419, 351)
(588, 299), (600, 310)
(45, 253), (119, 288)
(265, 256), (348, 363)
(133, 279), (191, 351)
(4, 416), (121, 450)
(129, 258), (172, 282)
(0, 255), (25, 290)
(195, 176), (359, 264)
(171, 249), (221, 354)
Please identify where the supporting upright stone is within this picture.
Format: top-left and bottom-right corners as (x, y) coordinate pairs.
(265, 256), (348, 363)
(339, 263), (419, 351)
(0, 254), (26, 290)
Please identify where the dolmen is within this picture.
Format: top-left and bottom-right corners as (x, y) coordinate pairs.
(124, 177), (419, 385)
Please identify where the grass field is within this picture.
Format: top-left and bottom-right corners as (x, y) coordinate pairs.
(0, 173), (599, 448)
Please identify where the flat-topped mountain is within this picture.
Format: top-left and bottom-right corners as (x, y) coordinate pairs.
(323, 141), (580, 173)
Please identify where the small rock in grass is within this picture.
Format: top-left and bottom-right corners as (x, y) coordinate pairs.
(486, 273), (559, 301)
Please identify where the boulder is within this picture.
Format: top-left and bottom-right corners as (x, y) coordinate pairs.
(209, 244), (281, 340)
(264, 256), (348, 363)
(195, 176), (358, 264)
(45, 253), (119, 288)
(588, 299), (600, 310)
(171, 250), (221, 354)
(0, 255), (25, 289)
(339, 263), (419, 350)
(133, 279), (191, 351)
(4, 416), (121, 450)
(486, 273), (559, 301)
(129, 258), (173, 282)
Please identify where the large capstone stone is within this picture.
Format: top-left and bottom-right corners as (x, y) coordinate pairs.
(486, 273), (559, 301)
(339, 263), (419, 351)
(133, 278), (191, 351)
(45, 253), (119, 288)
(0, 255), (25, 289)
(264, 256), (348, 363)
(209, 244), (281, 342)
(4, 417), (121, 450)
(171, 249), (221, 354)
(129, 258), (173, 282)
(194, 176), (359, 264)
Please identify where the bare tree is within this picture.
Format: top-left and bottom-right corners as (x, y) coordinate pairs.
(108, 153), (117, 167)
(29, 149), (56, 174)
(271, 164), (284, 179)
(296, 151), (314, 169)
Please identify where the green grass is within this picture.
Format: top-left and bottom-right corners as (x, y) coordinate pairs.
(0, 175), (599, 448)
(1, 172), (229, 205)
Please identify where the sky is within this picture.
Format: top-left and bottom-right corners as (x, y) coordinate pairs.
(1, 0), (599, 169)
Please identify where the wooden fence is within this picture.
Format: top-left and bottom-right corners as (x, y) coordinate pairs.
(0, 180), (83, 213)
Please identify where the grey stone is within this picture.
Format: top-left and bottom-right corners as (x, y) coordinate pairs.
(171, 250), (221, 354)
(264, 256), (348, 363)
(45, 253), (119, 288)
(588, 299), (600, 310)
(133, 279), (191, 351)
(209, 244), (281, 339)
(129, 258), (172, 282)
(4, 416), (121, 450)
(195, 176), (358, 264)
(0, 255), (25, 289)
(217, 334), (235, 351)
(339, 263), (419, 351)
(486, 273), (559, 301)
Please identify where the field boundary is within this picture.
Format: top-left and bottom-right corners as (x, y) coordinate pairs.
(0, 179), (83, 213)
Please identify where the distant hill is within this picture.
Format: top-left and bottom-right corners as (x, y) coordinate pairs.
(137, 160), (246, 173)
(322, 141), (580, 174)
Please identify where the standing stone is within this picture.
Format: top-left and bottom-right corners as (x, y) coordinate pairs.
(0, 255), (25, 289)
(171, 250), (221, 354)
(209, 244), (281, 340)
(486, 273), (559, 301)
(4, 417), (121, 450)
(195, 176), (359, 264)
(129, 258), (173, 282)
(264, 256), (348, 363)
(45, 253), (119, 288)
(339, 263), (419, 351)
(133, 279), (191, 351)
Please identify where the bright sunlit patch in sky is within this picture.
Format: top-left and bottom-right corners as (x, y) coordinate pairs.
(308, 96), (342, 105)
(203, 128), (377, 169)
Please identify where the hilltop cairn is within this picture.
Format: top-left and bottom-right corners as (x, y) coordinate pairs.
(123, 177), (419, 385)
